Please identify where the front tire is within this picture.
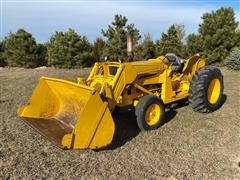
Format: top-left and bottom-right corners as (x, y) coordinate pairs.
(189, 66), (224, 113)
(135, 95), (165, 131)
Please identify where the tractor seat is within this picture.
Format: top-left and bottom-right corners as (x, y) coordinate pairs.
(165, 53), (184, 72)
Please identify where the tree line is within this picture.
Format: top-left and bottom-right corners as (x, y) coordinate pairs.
(0, 7), (239, 70)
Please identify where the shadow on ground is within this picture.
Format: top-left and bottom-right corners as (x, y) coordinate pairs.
(219, 94), (227, 109)
(91, 95), (226, 151)
(103, 106), (180, 150)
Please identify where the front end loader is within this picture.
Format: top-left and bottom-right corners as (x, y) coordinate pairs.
(17, 54), (224, 149)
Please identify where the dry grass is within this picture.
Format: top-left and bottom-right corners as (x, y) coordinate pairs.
(0, 67), (239, 179)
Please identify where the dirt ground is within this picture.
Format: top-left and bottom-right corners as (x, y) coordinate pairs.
(0, 67), (239, 179)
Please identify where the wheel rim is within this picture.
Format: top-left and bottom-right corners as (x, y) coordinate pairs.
(145, 104), (161, 126)
(208, 78), (221, 104)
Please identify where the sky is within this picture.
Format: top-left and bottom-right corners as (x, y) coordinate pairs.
(1, 0), (239, 43)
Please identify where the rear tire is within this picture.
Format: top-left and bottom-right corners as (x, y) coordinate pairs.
(135, 95), (165, 131)
(189, 66), (224, 113)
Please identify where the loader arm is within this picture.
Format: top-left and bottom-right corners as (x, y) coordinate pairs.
(17, 54), (208, 150)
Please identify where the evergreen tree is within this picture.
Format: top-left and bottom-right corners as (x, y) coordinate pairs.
(186, 34), (203, 56)
(93, 38), (105, 61)
(175, 24), (186, 43)
(175, 25), (188, 57)
(156, 25), (184, 57)
(47, 29), (94, 68)
(36, 44), (47, 66)
(102, 14), (141, 61)
(187, 7), (239, 64)
(135, 33), (156, 60)
(0, 40), (7, 67)
(224, 48), (240, 70)
(3, 29), (41, 68)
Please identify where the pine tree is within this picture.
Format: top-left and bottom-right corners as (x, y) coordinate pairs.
(186, 34), (203, 56)
(224, 48), (240, 70)
(47, 29), (94, 68)
(156, 25), (184, 57)
(187, 7), (239, 64)
(175, 24), (186, 43)
(135, 33), (156, 60)
(0, 40), (6, 67)
(36, 44), (47, 66)
(3, 29), (41, 68)
(102, 14), (141, 61)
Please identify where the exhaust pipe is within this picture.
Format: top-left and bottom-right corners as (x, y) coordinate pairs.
(127, 33), (133, 61)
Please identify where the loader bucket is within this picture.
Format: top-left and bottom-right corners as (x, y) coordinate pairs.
(17, 77), (115, 149)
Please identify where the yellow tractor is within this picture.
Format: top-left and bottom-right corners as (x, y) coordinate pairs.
(17, 53), (224, 149)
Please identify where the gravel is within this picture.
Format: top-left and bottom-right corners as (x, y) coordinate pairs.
(0, 67), (239, 179)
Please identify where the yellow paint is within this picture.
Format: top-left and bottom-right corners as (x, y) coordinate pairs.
(134, 83), (154, 95)
(145, 104), (161, 126)
(18, 54), (206, 150)
(208, 78), (221, 104)
(133, 100), (139, 107)
(18, 77), (114, 149)
(182, 54), (206, 80)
